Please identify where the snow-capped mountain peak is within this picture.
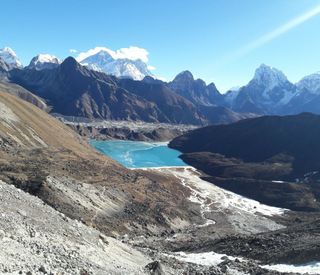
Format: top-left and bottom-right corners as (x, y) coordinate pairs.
(35, 54), (60, 64)
(296, 72), (320, 94)
(253, 64), (288, 89)
(80, 50), (114, 71)
(0, 47), (23, 69)
(27, 54), (61, 70)
(76, 46), (154, 80)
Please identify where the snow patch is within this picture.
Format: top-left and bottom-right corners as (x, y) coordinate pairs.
(262, 262), (320, 274)
(138, 167), (286, 232)
(172, 167), (286, 217)
(174, 251), (238, 266)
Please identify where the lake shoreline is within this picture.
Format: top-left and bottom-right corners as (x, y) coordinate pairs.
(90, 139), (188, 168)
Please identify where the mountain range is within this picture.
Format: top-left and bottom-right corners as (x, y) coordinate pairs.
(1, 46), (320, 125)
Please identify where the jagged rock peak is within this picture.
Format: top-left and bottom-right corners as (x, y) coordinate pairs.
(253, 64), (288, 87)
(173, 70), (194, 82)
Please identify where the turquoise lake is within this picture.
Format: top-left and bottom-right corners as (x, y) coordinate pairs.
(90, 140), (187, 168)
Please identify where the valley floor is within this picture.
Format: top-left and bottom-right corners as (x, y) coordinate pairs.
(1, 159), (320, 274)
(57, 116), (198, 142)
(127, 167), (320, 275)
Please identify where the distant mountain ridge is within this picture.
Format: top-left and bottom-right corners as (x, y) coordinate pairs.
(2, 46), (320, 122)
(8, 57), (250, 125)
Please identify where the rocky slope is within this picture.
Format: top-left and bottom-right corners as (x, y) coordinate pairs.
(195, 218), (320, 265)
(0, 88), (196, 273)
(0, 81), (48, 111)
(0, 90), (198, 235)
(0, 180), (151, 275)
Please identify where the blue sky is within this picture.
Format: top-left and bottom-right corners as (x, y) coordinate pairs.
(1, 0), (320, 91)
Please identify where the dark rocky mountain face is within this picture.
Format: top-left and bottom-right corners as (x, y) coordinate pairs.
(9, 57), (174, 122)
(119, 78), (204, 125)
(170, 113), (320, 211)
(197, 105), (255, 125)
(168, 71), (224, 106)
(171, 112), (320, 176)
(8, 57), (249, 125)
